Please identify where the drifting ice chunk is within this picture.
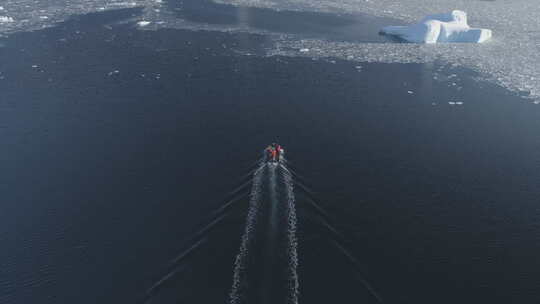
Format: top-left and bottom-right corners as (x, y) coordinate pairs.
(380, 10), (492, 43)
(137, 21), (151, 27)
(0, 16), (14, 23)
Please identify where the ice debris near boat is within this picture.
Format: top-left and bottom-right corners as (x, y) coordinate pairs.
(380, 10), (492, 44)
(137, 21), (151, 27)
(0, 16), (14, 23)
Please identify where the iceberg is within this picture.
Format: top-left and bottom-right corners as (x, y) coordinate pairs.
(380, 10), (492, 43)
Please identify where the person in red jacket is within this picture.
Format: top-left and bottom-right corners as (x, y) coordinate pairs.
(275, 144), (282, 162)
(265, 145), (273, 162)
(270, 147), (277, 162)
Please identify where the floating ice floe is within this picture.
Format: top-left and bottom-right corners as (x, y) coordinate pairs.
(137, 21), (151, 27)
(380, 10), (492, 43)
(0, 16), (14, 23)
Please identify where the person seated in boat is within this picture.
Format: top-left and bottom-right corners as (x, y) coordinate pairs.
(270, 146), (277, 162)
(265, 145), (275, 162)
(274, 143), (282, 162)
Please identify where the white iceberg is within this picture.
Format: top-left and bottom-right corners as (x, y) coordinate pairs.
(380, 10), (492, 43)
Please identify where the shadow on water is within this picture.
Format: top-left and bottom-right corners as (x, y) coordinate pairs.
(166, 0), (402, 43)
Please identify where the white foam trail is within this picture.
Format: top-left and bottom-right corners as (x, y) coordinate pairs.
(229, 163), (265, 304)
(282, 163), (299, 304)
(260, 164), (280, 304)
(230, 161), (299, 304)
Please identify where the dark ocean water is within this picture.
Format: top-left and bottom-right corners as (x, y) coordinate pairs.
(1, 4), (540, 304)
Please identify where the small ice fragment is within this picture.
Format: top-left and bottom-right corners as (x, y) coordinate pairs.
(0, 16), (14, 23)
(108, 70), (120, 76)
(456, 101), (464, 105)
(112, 2), (137, 7)
(448, 101), (456, 105)
(39, 16), (48, 20)
(31, 65), (38, 68)
(137, 21), (151, 27)
(299, 48), (310, 53)
(0, 6), (4, 11)
(407, 90), (414, 94)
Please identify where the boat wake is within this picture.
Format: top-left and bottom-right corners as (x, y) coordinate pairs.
(230, 161), (299, 304)
(142, 151), (381, 304)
